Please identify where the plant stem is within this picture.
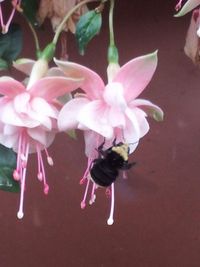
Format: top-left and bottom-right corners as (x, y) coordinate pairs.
(27, 19), (40, 53)
(53, 0), (101, 45)
(109, 0), (115, 46)
(107, 0), (118, 63)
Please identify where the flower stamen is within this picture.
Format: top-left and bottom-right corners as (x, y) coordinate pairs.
(107, 183), (115, 225)
(79, 157), (93, 184)
(37, 146), (49, 195)
(17, 142), (29, 219)
(89, 183), (96, 205)
(80, 177), (90, 209)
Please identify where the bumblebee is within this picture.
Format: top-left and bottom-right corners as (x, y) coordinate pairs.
(90, 140), (135, 187)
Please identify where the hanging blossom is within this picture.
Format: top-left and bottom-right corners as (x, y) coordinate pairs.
(0, 0), (21, 33)
(37, 0), (88, 33)
(184, 9), (200, 64)
(175, 0), (200, 36)
(56, 51), (163, 225)
(0, 57), (82, 219)
(175, 0), (200, 63)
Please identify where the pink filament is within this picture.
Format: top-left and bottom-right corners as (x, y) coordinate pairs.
(37, 146), (49, 195)
(17, 141), (29, 219)
(79, 157), (93, 184)
(89, 183), (96, 205)
(44, 148), (54, 166)
(175, 0), (183, 11)
(80, 177), (90, 209)
(0, 0), (21, 33)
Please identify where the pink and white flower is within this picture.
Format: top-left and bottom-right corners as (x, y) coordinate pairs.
(37, 0), (88, 33)
(56, 51), (163, 225)
(184, 8), (200, 64)
(0, 58), (82, 219)
(175, 1), (200, 63)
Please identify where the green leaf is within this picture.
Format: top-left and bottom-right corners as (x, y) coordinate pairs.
(0, 23), (23, 67)
(0, 58), (8, 70)
(21, 0), (39, 26)
(76, 10), (102, 55)
(0, 145), (19, 193)
(0, 167), (20, 193)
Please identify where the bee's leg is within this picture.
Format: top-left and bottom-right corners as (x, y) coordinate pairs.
(121, 161), (136, 170)
(112, 138), (117, 146)
(96, 138), (106, 157)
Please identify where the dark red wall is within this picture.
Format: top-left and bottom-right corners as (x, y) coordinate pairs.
(0, 1), (200, 266)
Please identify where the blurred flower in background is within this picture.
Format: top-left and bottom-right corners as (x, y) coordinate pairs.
(37, 0), (88, 33)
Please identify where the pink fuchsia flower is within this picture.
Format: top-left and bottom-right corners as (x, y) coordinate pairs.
(175, 0), (200, 16)
(0, 0), (21, 33)
(56, 51), (163, 224)
(37, 0), (88, 33)
(184, 9), (200, 64)
(0, 58), (82, 219)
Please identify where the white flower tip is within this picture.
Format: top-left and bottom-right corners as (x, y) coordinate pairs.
(37, 172), (43, 181)
(17, 211), (24, 219)
(89, 194), (96, 205)
(47, 156), (54, 166)
(197, 27), (200, 37)
(107, 218), (114, 226)
(20, 153), (26, 161)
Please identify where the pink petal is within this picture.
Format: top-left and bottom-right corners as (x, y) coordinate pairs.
(122, 118), (140, 154)
(78, 100), (114, 139)
(108, 106), (126, 128)
(46, 67), (65, 77)
(131, 99), (164, 121)
(27, 127), (55, 147)
(175, 0), (200, 16)
(58, 97), (90, 131)
(13, 58), (36, 76)
(30, 97), (58, 119)
(29, 76), (83, 101)
(125, 108), (140, 136)
(0, 77), (25, 97)
(0, 101), (25, 126)
(114, 51), (158, 102)
(103, 82), (127, 110)
(0, 132), (19, 149)
(13, 92), (30, 113)
(133, 108), (150, 138)
(0, 100), (40, 128)
(54, 58), (105, 99)
(28, 111), (52, 130)
(121, 110), (148, 154)
(3, 125), (18, 135)
(83, 131), (103, 158)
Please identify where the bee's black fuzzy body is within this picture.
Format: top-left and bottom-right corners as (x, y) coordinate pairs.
(90, 141), (135, 187)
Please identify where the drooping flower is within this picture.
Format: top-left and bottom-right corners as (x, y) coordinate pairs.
(56, 51), (163, 224)
(0, 58), (82, 219)
(184, 9), (200, 64)
(175, 0), (200, 63)
(0, 0), (21, 33)
(37, 0), (88, 33)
